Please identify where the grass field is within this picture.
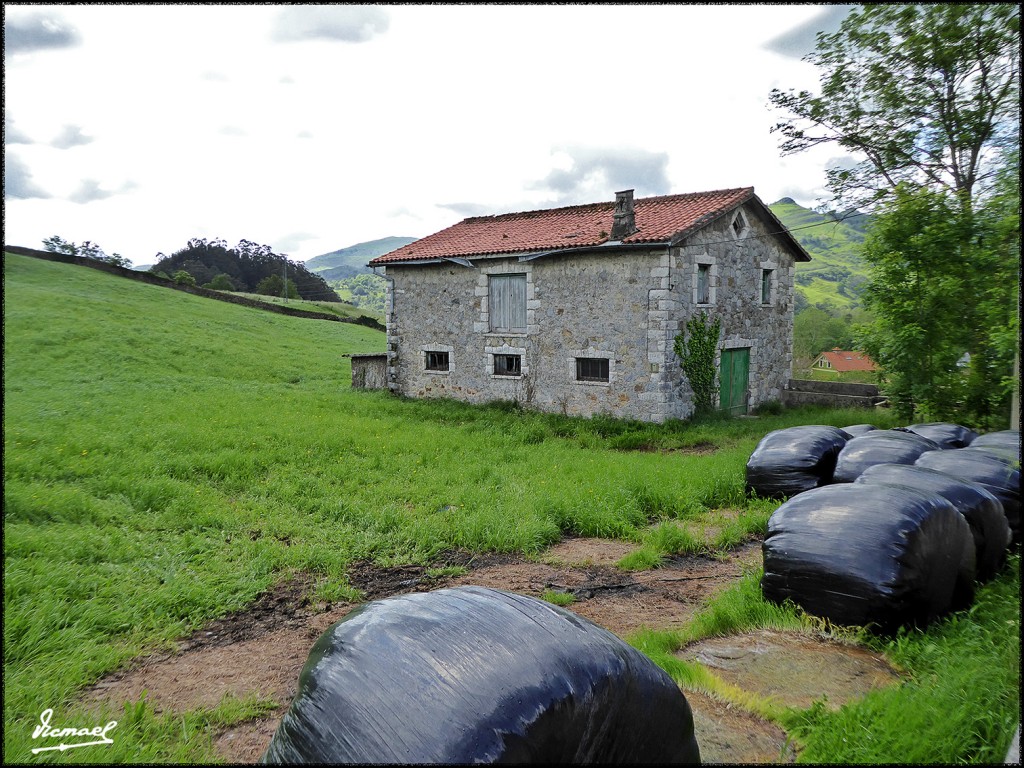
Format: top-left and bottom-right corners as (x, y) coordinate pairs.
(3, 252), (1019, 763)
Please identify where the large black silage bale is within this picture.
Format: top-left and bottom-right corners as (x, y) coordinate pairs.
(968, 429), (1021, 463)
(761, 483), (974, 630)
(744, 425), (851, 500)
(916, 448), (1021, 545)
(832, 429), (940, 483)
(905, 422), (979, 449)
(262, 585), (701, 765)
(856, 463), (1011, 581)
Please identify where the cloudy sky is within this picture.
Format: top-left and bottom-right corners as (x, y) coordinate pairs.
(4, 4), (855, 266)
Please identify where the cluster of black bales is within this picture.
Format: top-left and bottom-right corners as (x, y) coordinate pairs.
(748, 424), (1019, 631)
(262, 585), (701, 764)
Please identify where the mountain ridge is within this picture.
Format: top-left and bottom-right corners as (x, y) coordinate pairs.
(769, 198), (872, 314)
(304, 236), (417, 280)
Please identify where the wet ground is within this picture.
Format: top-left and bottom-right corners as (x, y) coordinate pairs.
(81, 536), (902, 763)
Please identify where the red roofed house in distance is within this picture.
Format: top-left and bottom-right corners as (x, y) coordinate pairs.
(812, 348), (878, 373)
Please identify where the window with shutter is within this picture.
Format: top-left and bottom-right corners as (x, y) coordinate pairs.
(489, 274), (527, 333)
(697, 264), (711, 305)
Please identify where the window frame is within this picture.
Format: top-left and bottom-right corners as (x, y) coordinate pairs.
(732, 211), (747, 238)
(492, 353), (522, 377)
(761, 268), (773, 305)
(575, 357), (610, 383)
(425, 350), (450, 372)
(697, 263), (711, 305)
(488, 273), (528, 334)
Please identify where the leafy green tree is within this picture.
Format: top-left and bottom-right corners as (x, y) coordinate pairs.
(203, 273), (237, 291)
(255, 273), (299, 299)
(770, 4), (1020, 211)
(793, 307), (856, 361)
(172, 270), (196, 287)
(772, 4), (1020, 426)
(857, 171), (1018, 427)
(149, 238), (340, 301)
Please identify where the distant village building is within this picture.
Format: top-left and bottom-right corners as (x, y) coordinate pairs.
(812, 348), (877, 373)
(367, 188), (811, 423)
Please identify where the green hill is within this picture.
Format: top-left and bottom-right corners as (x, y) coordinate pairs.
(769, 198), (873, 314)
(304, 236), (417, 314)
(304, 236), (417, 280)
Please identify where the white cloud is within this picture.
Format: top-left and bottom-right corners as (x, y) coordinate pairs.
(3, 10), (81, 54)
(50, 124), (93, 149)
(3, 4), (846, 266)
(4, 152), (51, 199)
(270, 5), (390, 43)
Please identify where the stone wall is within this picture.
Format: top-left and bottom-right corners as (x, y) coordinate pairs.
(383, 200), (799, 423)
(664, 202), (798, 418)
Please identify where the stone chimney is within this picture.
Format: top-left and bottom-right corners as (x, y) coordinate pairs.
(610, 189), (637, 240)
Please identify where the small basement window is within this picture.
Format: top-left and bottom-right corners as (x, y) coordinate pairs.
(576, 357), (610, 383)
(493, 354), (522, 377)
(425, 351), (450, 371)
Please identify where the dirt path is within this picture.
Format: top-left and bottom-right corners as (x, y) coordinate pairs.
(80, 536), (901, 764)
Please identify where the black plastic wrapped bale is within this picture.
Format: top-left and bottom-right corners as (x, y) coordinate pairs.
(905, 422), (979, 449)
(968, 429), (1021, 463)
(761, 483), (974, 630)
(744, 425), (851, 500)
(262, 585), (701, 764)
(856, 463), (1010, 582)
(832, 429), (940, 483)
(916, 448), (1021, 545)
(840, 424), (879, 438)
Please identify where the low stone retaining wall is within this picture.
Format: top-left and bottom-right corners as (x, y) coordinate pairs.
(782, 379), (886, 409)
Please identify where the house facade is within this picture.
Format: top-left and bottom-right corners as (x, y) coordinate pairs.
(368, 188), (810, 423)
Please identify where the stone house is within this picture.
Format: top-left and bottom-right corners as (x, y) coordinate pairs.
(367, 187), (810, 423)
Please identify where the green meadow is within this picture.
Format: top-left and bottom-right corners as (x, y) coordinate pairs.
(3, 252), (1019, 763)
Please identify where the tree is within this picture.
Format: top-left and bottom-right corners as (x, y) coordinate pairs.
(172, 270), (196, 287)
(255, 273), (299, 299)
(770, 4), (1020, 211)
(772, 4), (1020, 427)
(149, 238), (340, 301)
(203, 273), (237, 291)
(793, 307), (856, 361)
(43, 235), (132, 268)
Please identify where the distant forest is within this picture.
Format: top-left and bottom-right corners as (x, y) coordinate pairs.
(150, 238), (341, 302)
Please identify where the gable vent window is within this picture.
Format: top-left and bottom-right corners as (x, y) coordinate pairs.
(576, 357), (610, 383)
(493, 354), (522, 377)
(732, 213), (746, 237)
(489, 274), (527, 333)
(425, 351), (450, 371)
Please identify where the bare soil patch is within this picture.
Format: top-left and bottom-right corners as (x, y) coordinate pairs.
(78, 536), (899, 764)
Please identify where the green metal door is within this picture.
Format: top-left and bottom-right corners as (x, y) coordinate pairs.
(720, 348), (750, 415)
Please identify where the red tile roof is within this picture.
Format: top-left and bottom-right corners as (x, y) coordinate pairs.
(815, 349), (878, 372)
(369, 187), (804, 265)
